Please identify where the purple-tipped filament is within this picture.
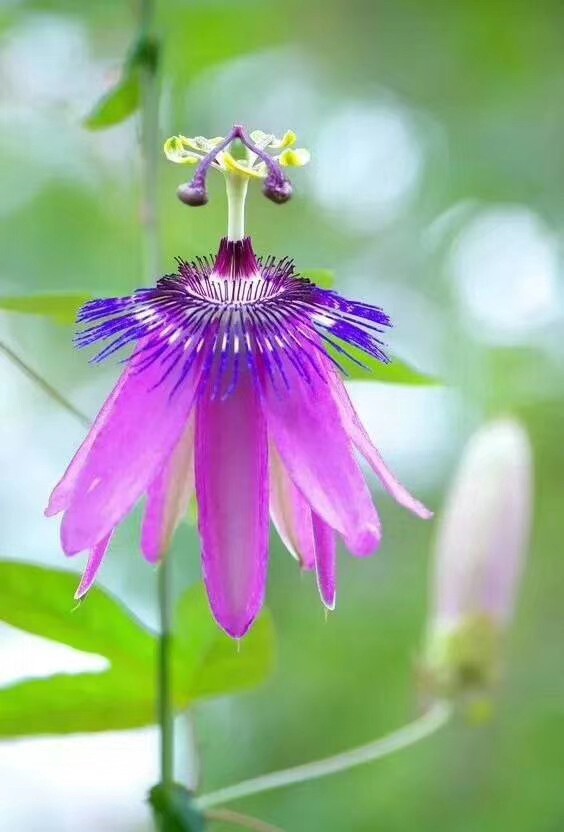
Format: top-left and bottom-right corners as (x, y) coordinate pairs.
(177, 124), (293, 208)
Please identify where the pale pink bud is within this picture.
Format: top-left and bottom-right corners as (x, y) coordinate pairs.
(423, 419), (533, 703)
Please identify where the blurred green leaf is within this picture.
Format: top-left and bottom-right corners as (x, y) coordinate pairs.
(0, 672), (155, 737)
(84, 33), (159, 131)
(84, 72), (141, 130)
(329, 345), (438, 385)
(0, 564), (275, 736)
(149, 783), (207, 832)
(128, 33), (160, 75)
(301, 268), (335, 288)
(0, 294), (91, 325)
(0, 562), (154, 668)
(174, 584), (276, 704)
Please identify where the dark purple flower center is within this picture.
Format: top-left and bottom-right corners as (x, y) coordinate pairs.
(76, 238), (391, 399)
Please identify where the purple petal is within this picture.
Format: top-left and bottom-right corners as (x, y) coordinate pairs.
(141, 416), (196, 564)
(74, 531), (113, 600)
(61, 355), (201, 555)
(45, 373), (129, 517)
(327, 365), (432, 520)
(195, 374), (269, 638)
(269, 445), (315, 570)
(262, 360), (381, 557)
(312, 512), (337, 610)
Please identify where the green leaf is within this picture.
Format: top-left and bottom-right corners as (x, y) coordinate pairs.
(84, 72), (141, 130)
(149, 783), (207, 832)
(301, 268), (335, 288)
(0, 294), (91, 325)
(0, 562), (155, 668)
(0, 563), (275, 737)
(84, 33), (159, 131)
(328, 344), (438, 385)
(0, 672), (155, 738)
(173, 584), (276, 705)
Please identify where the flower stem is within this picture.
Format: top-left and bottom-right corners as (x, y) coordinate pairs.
(197, 700), (452, 810)
(158, 553), (174, 787)
(139, 0), (161, 287)
(137, 0), (174, 790)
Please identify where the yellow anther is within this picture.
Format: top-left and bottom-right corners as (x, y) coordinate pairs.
(163, 136), (201, 165)
(278, 147), (311, 167)
(272, 130), (297, 149)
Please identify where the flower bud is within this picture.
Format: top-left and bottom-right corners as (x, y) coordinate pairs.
(421, 419), (532, 713)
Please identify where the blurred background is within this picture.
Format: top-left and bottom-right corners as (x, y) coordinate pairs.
(0, 0), (563, 829)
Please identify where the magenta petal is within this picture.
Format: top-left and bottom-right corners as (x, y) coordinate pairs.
(262, 365), (381, 557)
(327, 366), (432, 520)
(269, 445), (315, 570)
(195, 376), (269, 638)
(74, 531), (113, 600)
(141, 416), (195, 564)
(46, 373), (129, 517)
(61, 356), (201, 555)
(312, 512), (337, 610)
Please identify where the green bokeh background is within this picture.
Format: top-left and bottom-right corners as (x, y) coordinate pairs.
(1, 1), (563, 830)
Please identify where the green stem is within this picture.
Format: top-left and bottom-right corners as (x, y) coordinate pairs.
(139, 0), (161, 286)
(158, 554), (174, 787)
(0, 340), (90, 429)
(206, 808), (285, 832)
(197, 700), (452, 810)
(137, 0), (173, 791)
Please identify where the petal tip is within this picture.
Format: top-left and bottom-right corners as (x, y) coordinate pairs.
(60, 524), (83, 557)
(44, 494), (62, 517)
(409, 500), (434, 520)
(347, 524), (382, 557)
(140, 539), (163, 565)
(322, 594), (336, 612)
(219, 614), (257, 640)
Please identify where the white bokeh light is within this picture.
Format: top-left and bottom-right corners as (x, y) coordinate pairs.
(0, 15), (94, 105)
(449, 205), (561, 341)
(0, 14), (137, 218)
(186, 49), (325, 141)
(311, 101), (424, 232)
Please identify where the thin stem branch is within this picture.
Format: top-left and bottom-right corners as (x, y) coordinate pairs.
(0, 340), (90, 429)
(197, 700), (452, 810)
(206, 809), (285, 832)
(158, 553), (174, 787)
